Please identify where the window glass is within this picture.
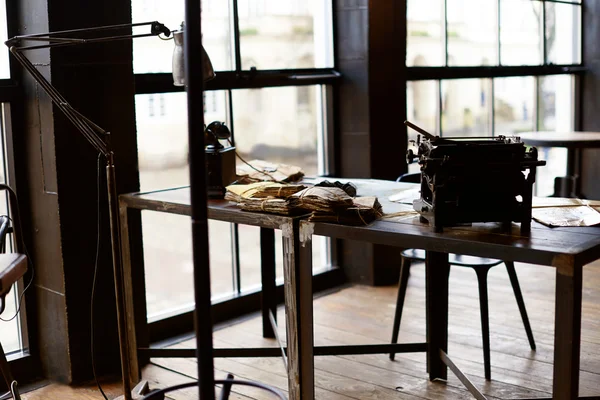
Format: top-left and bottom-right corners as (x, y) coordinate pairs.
(231, 85), (321, 177)
(441, 78), (491, 137)
(447, 0), (498, 66)
(0, 0), (9, 78)
(135, 92), (234, 318)
(231, 85), (327, 290)
(407, 80), (438, 173)
(406, 0), (444, 66)
(535, 75), (573, 197)
(494, 76), (536, 135)
(143, 212), (235, 319)
(238, 0), (334, 70)
(237, 227), (328, 292)
(500, 0), (543, 66)
(132, 0), (233, 73)
(545, 2), (581, 65)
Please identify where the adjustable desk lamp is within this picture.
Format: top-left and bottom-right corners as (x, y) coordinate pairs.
(4, 21), (212, 400)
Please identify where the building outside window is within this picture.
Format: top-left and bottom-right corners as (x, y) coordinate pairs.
(131, 0), (337, 326)
(406, 0), (582, 197)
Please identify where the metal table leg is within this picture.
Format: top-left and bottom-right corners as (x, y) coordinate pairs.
(552, 257), (583, 399)
(260, 228), (277, 338)
(283, 221), (314, 400)
(425, 251), (450, 381)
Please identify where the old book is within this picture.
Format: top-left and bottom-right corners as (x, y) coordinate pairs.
(236, 160), (305, 184)
(225, 182), (305, 202)
(288, 187), (354, 213)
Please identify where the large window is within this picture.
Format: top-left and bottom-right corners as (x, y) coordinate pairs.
(132, 0), (338, 324)
(1, 1), (30, 363)
(406, 0), (582, 197)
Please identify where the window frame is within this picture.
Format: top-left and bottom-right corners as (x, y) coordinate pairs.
(406, 0), (585, 137)
(405, 0), (584, 196)
(133, 0), (341, 339)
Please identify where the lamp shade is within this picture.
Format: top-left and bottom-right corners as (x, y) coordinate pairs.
(172, 26), (216, 86)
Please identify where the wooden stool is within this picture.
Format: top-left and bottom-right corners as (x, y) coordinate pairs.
(389, 249), (536, 380)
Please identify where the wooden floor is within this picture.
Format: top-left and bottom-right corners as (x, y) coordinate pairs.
(22, 260), (600, 399)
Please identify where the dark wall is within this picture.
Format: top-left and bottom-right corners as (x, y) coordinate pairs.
(335, 0), (407, 285)
(15, 0), (141, 382)
(581, 0), (600, 199)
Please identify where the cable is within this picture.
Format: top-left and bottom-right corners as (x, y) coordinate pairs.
(90, 153), (109, 400)
(227, 139), (285, 184)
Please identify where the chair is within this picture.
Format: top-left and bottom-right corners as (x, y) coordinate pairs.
(390, 173), (536, 380)
(0, 185), (27, 400)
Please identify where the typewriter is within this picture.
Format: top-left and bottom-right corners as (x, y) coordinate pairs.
(405, 121), (546, 234)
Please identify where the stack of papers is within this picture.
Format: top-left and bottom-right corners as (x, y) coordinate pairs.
(309, 196), (383, 226)
(225, 182), (383, 225)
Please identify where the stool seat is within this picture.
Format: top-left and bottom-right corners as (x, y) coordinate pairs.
(401, 249), (502, 268)
(0, 254), (27, 298)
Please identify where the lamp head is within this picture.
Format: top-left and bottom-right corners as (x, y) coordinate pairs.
(172, 23), (216, 86)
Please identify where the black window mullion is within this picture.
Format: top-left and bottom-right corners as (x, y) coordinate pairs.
(230, 224), (241, 294)
(407, 65), (585, 81)
(534, 75), (541, 131)
(226, 87), (242, 295)
(232, 0), (242, 72)
(438, 80), (444, 136)
(489, 78), (495, 137)
(134, 69), (341, 94)
(542, 0), (548, 65)
(443, 0), (449, 66)
(497, 0), (501, 66)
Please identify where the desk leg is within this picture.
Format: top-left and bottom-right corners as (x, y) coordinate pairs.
(260, 228), (277, 338)
(119, 201), (140, 386)
(283, 221), (314, 400)
(552, 259), (583, 399)
(426, 251), (450, 381)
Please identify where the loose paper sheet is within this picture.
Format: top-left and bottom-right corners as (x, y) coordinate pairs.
(532, 197), (600, 227)
(389, 191), (600, 227)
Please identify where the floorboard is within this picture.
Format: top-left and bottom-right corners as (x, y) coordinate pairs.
(20, 260), (600, 399)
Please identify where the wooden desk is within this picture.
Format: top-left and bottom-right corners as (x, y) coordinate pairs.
(119, 185), (428, 400)
(118, 187), (302, 386)
(293, 179), (600, 400)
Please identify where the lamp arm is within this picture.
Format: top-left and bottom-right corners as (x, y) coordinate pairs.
(4, 21), (172, 157)
(9, 47), (111, 156)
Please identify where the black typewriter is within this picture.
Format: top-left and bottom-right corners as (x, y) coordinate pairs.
(405, 121), (546, 234)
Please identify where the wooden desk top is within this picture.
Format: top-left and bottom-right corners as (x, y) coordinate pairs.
(517, 131), (600, 148)
(120, 180), (600, 267)
(304, 179), (600, 268)
(119, 186), (303, 230)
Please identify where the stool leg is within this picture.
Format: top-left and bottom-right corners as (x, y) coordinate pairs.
(505, 261), (536, 350)
(390, 257), (411, 361)
(475, 267), (492, 380)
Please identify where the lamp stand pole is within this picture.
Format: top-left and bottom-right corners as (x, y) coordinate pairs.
(5, 22), (172, 400)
